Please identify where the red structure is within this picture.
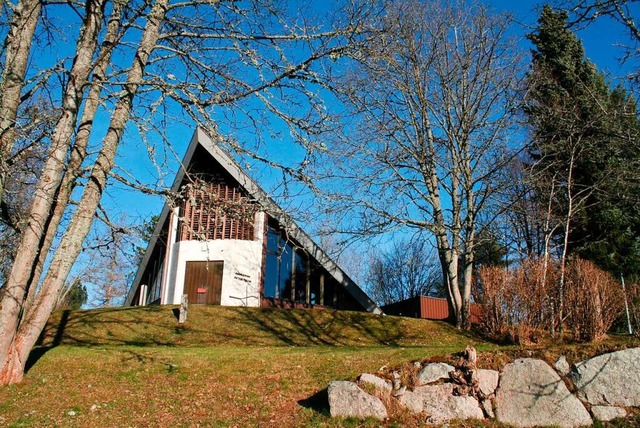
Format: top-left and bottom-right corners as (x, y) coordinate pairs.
(381, 296), (482, 324)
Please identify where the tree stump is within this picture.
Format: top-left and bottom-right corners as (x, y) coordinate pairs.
(179, 294), (188, 324)
(451, 345), (478, 396)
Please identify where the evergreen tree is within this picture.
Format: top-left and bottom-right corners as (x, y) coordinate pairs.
(474, 228), (507, 268)
(526, 5), (640, 279)
(57, 278), (88, 310)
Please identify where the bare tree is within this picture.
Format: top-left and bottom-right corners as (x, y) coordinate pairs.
(0, 0), (43, 207)
(0, 0), (374, 384)
(367, 238), (442, 306)
(319, 0), (523, 328)
(80, 219), (138, 307)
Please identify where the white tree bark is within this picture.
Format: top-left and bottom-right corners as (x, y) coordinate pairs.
(0, 0), (42, 205)
(0, 0), (165, 385)
(0, 0), (108, 383)
(6, 0), (167, 385)
(22, 0), (128, 314)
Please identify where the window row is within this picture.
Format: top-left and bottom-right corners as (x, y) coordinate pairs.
(263, 221), (344, 307)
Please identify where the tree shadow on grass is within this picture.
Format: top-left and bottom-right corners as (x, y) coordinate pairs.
(24, 346), (53, 374)
(298, 387), (330, 416)
(233, 306), (407, 347)
(35, 305), (182, 348)
(25, 309), (72, 374)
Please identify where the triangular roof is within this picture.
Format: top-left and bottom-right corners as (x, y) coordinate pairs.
(125, 128), (380, 313)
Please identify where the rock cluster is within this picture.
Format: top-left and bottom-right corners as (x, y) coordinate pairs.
(399, 383), (484, 424)
(326, 346), (640, 426)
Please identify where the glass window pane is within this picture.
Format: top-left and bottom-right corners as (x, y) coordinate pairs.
(280, 242), (293, 300)
(310, 262), (321, 305)
(294, 250), (307, 302)
(264, 253), (279, 298)
(266, 226), (279, 253)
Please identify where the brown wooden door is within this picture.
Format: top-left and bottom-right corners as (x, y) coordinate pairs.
(184, 261), (223, 304)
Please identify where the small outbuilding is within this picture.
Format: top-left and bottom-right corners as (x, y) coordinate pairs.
(381, 296), (481, 324)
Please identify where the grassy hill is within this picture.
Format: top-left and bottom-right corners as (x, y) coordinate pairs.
(0, 306), (494, 427)
(0, 305), (637, 427)
(38, 305), (480, 348)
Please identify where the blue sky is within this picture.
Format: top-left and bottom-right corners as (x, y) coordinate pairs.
(491, 0), (638, 79)
(29, 0), (634, 303)
(90, 0), (640, 280)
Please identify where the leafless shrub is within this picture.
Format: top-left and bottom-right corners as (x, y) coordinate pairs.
(564, 258), (625, 342)
(479, 257), (623, 343)
(478, 258), (558, 344)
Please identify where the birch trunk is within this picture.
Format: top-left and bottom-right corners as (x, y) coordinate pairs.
(0, 0), (42, 207)
(423, 125), (465, 329)
(22, 0), (127, 314)
(541, 178), (558, 336)
(0, 0), (167, 385)
(461, 234), (475, 330)
(557, 151), (576, 335)
(0, 0), (107, 382)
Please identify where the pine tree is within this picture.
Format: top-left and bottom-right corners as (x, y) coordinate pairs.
(526, 6), (640, 279)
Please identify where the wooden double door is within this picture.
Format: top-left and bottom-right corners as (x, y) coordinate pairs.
(184, 261), (223, 304)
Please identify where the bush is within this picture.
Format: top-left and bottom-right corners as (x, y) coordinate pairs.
(478, 258), (558, 344)
(478, 257), (624, 343)
(564, 258), (624, 342)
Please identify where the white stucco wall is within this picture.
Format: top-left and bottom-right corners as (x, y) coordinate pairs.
(163, 213), (265, 307)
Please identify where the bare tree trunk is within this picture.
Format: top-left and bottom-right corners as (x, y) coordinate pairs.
(0, 0), (42, 206)
(462, 234), (475, 330)
(0, 0), (107, 381)
(22, 0), (127, 314)
(423, 124), (465, 329)
(0, 0), (167, 385)
(541, 179), (557, 336)
(461, 155), (476, 330)
(558, 151), (576, 334)
(441, 244), (463, 328)
(432, 201), (463, 327)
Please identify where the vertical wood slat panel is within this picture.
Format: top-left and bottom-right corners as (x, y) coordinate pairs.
(178, 177), (256, 242)
(205, 183), (212, 240)
(190, 195), (196, 240)
(181, 199), (190, 241)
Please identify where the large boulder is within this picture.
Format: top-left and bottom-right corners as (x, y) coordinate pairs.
(398, 383), (484, 424)
(327, 381), (387, 420)
(495, 358), (592, 428)
(572, 347), (640, 407)
(417, 362), (454, 385)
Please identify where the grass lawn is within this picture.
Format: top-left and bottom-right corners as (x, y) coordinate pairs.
(1, 345), (478, 427)
(0, 305), (638, 427)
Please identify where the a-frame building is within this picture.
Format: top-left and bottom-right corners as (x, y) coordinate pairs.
(124, 128), (380, 313)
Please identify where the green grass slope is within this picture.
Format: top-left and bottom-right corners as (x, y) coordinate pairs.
(2, 306), (638, 427)
(0, 305), (496, 427)
(39, 305), (480, 349)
